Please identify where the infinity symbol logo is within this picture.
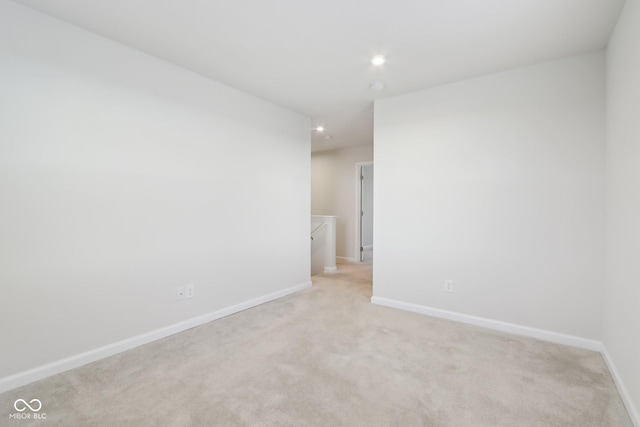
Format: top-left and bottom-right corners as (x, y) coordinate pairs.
(14, 399), (42, 412)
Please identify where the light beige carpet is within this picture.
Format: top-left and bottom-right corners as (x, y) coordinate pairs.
(0, 262), (633, 426)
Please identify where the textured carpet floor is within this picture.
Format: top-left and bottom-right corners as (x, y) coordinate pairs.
(0, 262), (633, 426)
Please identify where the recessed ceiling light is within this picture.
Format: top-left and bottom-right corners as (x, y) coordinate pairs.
(369, 81), (385, 91)
(315, 126), (324, 132)
(371, 55), (386, 66)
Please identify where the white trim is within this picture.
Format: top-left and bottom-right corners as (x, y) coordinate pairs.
(323, 266), (338, 273)
(337, 256), (358, 263)
(0, 281), (312, 394)
(370, 296), (602, 351)
(371, 296), (640, 423)
(601, 346), (640, 427)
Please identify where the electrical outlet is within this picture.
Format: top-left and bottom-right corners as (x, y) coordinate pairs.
(444, 280), (454, 293)
(186, 284), (195, 299)
(177, 286), (185, 301)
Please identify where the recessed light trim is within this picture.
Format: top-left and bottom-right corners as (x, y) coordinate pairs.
(371, 55), (386, 66)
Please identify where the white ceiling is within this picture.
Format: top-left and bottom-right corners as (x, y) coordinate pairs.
(14, 0), (624, 152)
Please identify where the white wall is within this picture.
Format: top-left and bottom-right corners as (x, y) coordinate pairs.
(373, 52), (605, 341)
(311, 144), (373, 260)
(604, 1), (640, 423)
(0, 0), (310, 383)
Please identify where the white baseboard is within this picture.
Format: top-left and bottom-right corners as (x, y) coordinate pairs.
(601, 347), (640, 427)
(0, 281), (312, 394)
(336, 256), (358, 263)
(323, 266), (338, 273)
(372, 296), (640, 424)
(370, 296), (603, 351)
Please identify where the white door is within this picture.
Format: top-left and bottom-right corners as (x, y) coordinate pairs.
(359, 164), (373, 262)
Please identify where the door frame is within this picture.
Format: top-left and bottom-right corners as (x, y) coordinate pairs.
(355, 161), (373, 262)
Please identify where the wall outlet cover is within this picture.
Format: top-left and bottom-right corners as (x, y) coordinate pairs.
(445, 280), (454, 293)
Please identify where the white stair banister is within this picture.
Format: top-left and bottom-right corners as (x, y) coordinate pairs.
(311, 215), (337, 273)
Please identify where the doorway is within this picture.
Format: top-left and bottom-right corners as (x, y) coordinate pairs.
(356, 162), (373, 263)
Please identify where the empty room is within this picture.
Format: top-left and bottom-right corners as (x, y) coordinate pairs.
(1, 0), (639, 426)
